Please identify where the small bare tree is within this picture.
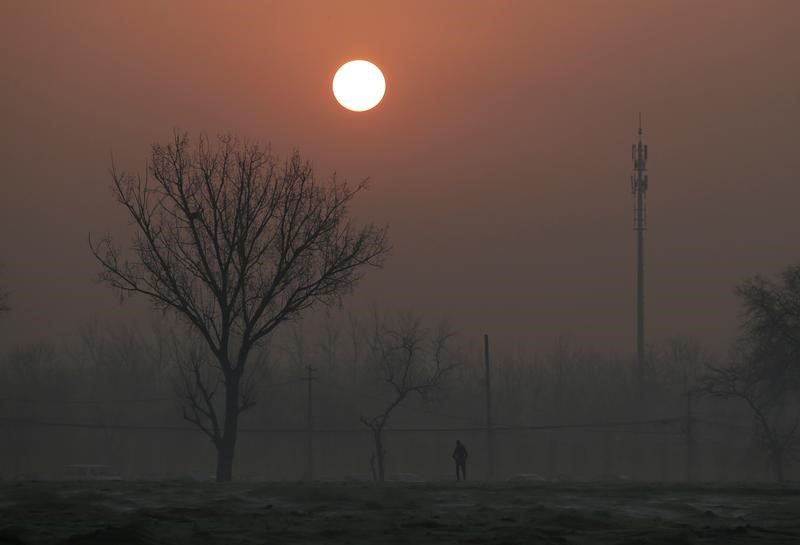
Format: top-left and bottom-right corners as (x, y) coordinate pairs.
(360, 313), (456, 481)
(91, 133), (389, 481)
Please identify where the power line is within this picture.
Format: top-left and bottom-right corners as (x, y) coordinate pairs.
(0, 397), (175, 405)
(694, 417), (753, 430)
(0, 378), (305, 406)
(0, 416), (686, 436)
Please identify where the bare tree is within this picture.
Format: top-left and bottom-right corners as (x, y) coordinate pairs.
(360, 313), (456, 481)
(734, 267), (800, 391)
(702, 266), (800, 481)
(702, 360), (798, 482)
(91, 133), (389, 481)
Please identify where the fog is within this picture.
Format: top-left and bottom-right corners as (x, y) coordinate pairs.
(0, 315), (758, 481)
(1, 1), (800, 482)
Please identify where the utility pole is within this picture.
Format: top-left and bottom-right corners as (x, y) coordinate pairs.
(305, 365), (316, 481)
(631, 113), (649, 479)
(547, 338), (566, 479)
(484, 334), (494, 480)
(685, 390), (695, 481)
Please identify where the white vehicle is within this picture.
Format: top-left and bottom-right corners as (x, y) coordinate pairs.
(62, 464), (122, 481)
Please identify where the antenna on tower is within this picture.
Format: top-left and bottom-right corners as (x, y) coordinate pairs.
(631, 114), (649, 225)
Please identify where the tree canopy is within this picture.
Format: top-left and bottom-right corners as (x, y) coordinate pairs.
(91, 133), (390, 480)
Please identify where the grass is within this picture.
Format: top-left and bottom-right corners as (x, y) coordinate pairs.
(0, 481), (798, 544)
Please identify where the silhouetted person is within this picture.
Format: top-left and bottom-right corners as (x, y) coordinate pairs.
(453, 440), (468, 480)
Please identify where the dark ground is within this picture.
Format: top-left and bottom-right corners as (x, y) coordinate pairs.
(0, 481), (798, 544)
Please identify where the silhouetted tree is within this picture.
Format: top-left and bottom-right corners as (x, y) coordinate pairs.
(735, 267), (800, 390)
(91, 133), (389, 481)
(702, 266), (800, 481)
(360, 313), (456, 481)
(702, 359), (798, 482)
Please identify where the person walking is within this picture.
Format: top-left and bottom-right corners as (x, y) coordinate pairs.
(453, 440), (468, 481)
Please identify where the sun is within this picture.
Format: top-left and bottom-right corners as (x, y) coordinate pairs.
(332, 60), (386, 112)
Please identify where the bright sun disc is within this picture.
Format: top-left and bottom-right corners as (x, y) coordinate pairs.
(332, 60), (386, 112)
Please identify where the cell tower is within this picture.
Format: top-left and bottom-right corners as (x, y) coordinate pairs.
(631, 113), (648, 396)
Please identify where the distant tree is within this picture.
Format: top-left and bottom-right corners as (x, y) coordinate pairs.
(1, 341), (63, 477)
(702, 265), (800, 481)
(91, 133), (389, 481)
(82, 321), (177, 463)
(656, 338), (708, 394)
(0, 265), (10, 313)
(316, 308), (342, 373)
(360, 313), (456, 481)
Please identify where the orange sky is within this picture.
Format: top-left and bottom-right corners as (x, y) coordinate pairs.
(1, 1), (800, 355)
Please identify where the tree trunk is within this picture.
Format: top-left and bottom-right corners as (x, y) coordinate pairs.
(216, 437), (235, 482)
(546, 430), (558, 480)
(369, 453), (377, 481)
(215, 378), (241, 482)
(770, 441), (784, 483)
(372, 428), (385, 482)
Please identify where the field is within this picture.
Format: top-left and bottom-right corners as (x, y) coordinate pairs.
(0, 481), (799, 544)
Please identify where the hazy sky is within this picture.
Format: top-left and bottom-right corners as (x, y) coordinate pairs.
(1, 1), (799, 356)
